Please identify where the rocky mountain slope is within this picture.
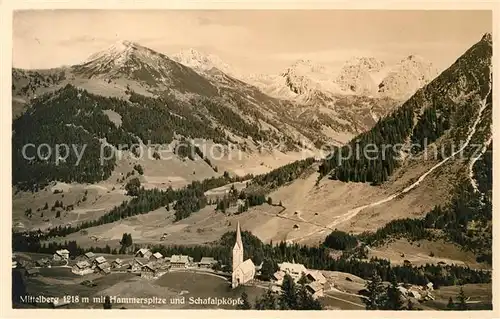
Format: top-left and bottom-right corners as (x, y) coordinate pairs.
(13, 40), (402, 156)
(13, 40), (391, 191)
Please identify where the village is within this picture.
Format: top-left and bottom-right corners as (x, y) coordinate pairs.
(12, 223), (440, 309)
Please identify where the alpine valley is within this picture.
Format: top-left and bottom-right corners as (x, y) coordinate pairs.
(12, 32), (493, 311)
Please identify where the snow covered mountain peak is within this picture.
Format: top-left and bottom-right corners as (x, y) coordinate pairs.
(278, 59), (341, 96)
(73, 40), (185, 85)
(377, 54), (438, 100)
(284, 59), (329, 75)
(343, 56), (386, 71)
(172, 48), (234, 75)
(335, 56), (386, 95)
(83, 40), (144, 65)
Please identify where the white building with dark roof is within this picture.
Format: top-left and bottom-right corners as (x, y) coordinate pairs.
(72, 261), (93, 276)
(151, 252), (163, 261)
(306, 270), (327, 285)
(135, 248), (152, 259)
(170, 255), (191, 268)
(111, 258), (123, 268)
(199, 257), (217, 268)
(305, 281), (324, 299)
(84, 252), (95, 260)
(278, 262), (307, 281)
(96, 262), (111, 274)
(53, 249), (70, 261)
(130, 257), (149, 272)
(141, 263), (158, 279)
(93, 256), (107, 265)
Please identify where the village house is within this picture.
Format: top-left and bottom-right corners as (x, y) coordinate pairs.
(135, 248), (153, 259)
(83, 252), (95, 261)
(25, 267), (40, 277)
(96, 262), (111, 274)
(170, 255), (192, 268)
(198, 257), (217, 268)
(408, 289), (422, 300)
(278, 262), (307, 282)
(72, 261), (93, 276)
(17, 259), (30, 269)
(397, 285), (409, 297)
(130, 257), (149, 272)
(425, 282), (434, 291)
(306, 270), (327, 285)
(305, 281), (324, 299)
(111, 258), (123, 268)
(272, 271), (285, 285)
(35, 258), (50, 267)
(92, 256), (107, 269)
(150, 252), (163, 262)
(141, 263), (158, 279)
(53, 249), (70, 261)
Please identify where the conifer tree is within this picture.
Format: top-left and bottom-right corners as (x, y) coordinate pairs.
(279, 274), (298, 310)
(447, 297), (455, 310)
(237, 292), (252, 310)
(296, 284), (322, 310)
(260, 258), (277, 281)
(384, 274), (403, 310)
(363, 270), (386, 310)
(457, 286), (468, 310)
(255, 289), (277, 310)
(103, 296), (112, 309)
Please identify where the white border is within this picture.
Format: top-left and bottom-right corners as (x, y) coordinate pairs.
(1, 1), (499, 319)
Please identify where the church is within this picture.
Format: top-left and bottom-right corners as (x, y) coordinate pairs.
(232, 221), (255, 288)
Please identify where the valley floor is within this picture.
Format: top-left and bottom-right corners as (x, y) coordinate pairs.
(13, 252), (491, 310)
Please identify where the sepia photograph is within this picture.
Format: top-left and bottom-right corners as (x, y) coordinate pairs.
(9, 8), (495, 312)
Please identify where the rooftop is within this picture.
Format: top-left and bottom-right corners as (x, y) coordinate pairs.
(306, 281), (323, 292)
(199, 257), (217, 264)
(152, 252), (163, 259)
(75, 261), (91, 269)
(235, 259), (255, 275)
(97, 262), (111, 270)
(278, 262), (307, 274)
(171, 255), (190, 263)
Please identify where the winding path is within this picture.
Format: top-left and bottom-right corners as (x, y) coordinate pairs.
(289, 73), (492, 244)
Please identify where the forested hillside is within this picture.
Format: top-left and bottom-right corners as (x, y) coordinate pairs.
(359, 140), (493, 264)
(12, 84), (293, 191)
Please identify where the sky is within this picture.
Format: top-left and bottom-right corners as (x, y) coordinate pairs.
(13, 10), (492, 75)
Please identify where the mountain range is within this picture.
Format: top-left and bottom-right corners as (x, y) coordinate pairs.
(12, 40), (439, 155)
(10, 30), (494, 311)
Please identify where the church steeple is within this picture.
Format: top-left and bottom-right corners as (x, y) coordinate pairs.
(232, 221), (244, 271)
(234, 221), (243, 250)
